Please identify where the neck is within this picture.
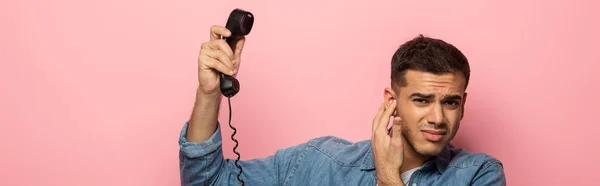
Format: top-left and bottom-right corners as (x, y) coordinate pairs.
(400, 136), (431, 173)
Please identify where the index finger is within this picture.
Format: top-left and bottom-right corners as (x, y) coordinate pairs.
(210, 25), (231, 40)
(208, 40), (234, 59)
(376, 100), (397, 137)
(372, 104), (385, 133)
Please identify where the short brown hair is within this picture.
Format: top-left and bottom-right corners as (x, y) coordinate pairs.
(391, 35), (470, 89)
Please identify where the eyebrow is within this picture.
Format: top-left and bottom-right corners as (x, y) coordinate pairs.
(409, 93), (463, 100)
(443, 95), (463, 100)
(409, 93), (435, 99)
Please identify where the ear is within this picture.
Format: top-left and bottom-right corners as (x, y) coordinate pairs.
(460, 92), (468, 119)
(383, 87), (398, 116)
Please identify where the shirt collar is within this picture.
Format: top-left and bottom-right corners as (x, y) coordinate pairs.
(361, 143), (454, 174)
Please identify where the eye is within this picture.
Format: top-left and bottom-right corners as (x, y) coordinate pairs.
(413, 99), (429, 105)
(443, 100), (460, 108)
(444, 100), (458, 105)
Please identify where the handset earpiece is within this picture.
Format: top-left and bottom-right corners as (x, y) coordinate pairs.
(220, 9), (254, 97)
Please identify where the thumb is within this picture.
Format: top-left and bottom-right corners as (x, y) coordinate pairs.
(234, 37), (246, 59)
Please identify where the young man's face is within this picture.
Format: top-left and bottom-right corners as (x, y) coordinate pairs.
(385, 69), (467, 157)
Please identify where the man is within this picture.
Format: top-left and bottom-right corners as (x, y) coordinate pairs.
(178, 25), (506, 186)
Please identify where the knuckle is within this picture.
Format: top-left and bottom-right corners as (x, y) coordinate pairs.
(219, 40), (230, 51)
(200, 49), (212, 57)
(219, 40), (233, 53)
(200, 56), (211, 65)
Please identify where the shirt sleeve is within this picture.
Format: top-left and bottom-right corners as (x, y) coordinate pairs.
(178, 121), (225, 185)
(470, 159), (507, 186)
(178, 121), (309, 186)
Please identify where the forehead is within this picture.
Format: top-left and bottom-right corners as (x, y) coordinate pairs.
(401, 70), (466, 94)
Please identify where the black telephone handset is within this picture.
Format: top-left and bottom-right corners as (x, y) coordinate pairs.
(220, 8), (254, 98)
(220, 8), (254, 186)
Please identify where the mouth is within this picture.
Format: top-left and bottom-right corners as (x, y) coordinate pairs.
(421, 129), (446, 142)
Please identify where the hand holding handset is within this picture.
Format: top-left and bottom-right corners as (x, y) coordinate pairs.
(220, 9), (254, 98)
(220, 8), (254, 186)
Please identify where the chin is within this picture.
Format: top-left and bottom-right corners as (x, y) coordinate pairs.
(411, 139), (448, 157)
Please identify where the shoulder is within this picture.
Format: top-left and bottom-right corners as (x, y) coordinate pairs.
(304, 136), (372, 167)
(447, 147), (503, 169)
(445, 147), (506, 184)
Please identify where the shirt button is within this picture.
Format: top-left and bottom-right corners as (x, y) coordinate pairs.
(412, 183), (417, 186)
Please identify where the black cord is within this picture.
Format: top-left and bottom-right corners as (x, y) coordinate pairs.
(227, 97), (244, 186)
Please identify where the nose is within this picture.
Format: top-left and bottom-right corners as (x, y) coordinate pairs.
(426, 102), (445, 125)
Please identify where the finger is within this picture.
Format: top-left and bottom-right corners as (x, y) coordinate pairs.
(210, 25), (232, 40)
(391, 117), (403, 141)
(372, 104), (385, 134)
(376, 100), (397, 137)
(200, 55), (235, 76)
(234, 37), (246, 60)
(203, 49), (234, 71)
(208, 40), (234, 59)
(392, 116), (403, 126)
(201, 42), (209, 49)
(231, 37), (246, 77)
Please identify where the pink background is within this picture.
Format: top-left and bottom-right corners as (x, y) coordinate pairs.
(2, 0), (599, 185)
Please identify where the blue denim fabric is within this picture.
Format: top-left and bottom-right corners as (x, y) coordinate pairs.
(179, 122), (506, 186)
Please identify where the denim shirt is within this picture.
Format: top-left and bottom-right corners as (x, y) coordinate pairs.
(179, 122), (506, 186)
